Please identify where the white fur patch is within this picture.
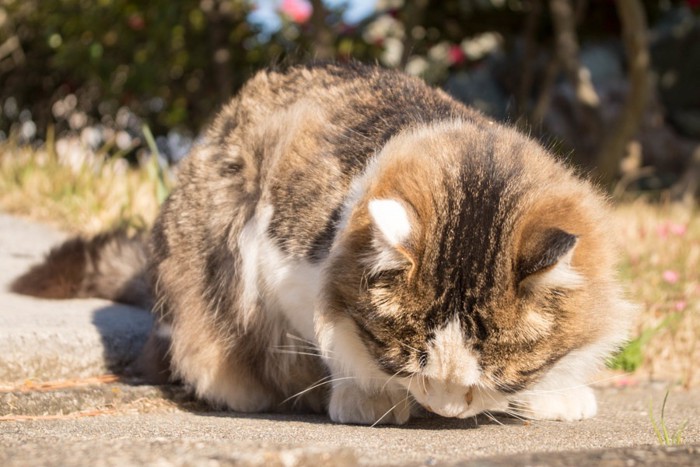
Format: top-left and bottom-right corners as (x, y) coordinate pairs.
(237, 210), (264, 329)
(368, 199), (411, 246)
(258, 238), (322, 343)
(404, 318), (506, 418)
(316, 314), (391, 392)
(237, 205), (321, 341)
(511, 345), (602, 421)
(423, 317), (481, 387)
(510, 306), (634, 422)
(529, 248), (584, 290)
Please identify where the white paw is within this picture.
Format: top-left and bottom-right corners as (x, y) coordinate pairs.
(514, 386), (597, 421)
(329, 383), (411, 425)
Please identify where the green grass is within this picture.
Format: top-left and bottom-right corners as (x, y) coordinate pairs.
(649, 390), (687, 445)
(609, 312), (683, 373)
(141, 125), (171, 206)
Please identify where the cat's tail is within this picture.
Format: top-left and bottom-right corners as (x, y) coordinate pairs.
(11, 229), (174, 384)
(11, 229), (152, 309)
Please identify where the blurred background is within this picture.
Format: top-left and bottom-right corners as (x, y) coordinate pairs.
(1, 0), (700, 196)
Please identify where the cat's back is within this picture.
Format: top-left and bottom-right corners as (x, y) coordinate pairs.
(167, 64), (480, 261)
(148, 64), (470, 312)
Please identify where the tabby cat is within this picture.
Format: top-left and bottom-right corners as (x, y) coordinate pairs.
(13, 63), (635, 425)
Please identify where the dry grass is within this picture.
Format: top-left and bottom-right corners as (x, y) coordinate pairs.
(0, 137), (166, 234)
(1, 141), (698, 387)
(615, 201), (700, 388)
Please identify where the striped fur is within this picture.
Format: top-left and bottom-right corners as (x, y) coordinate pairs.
(13, 63), (634, 424)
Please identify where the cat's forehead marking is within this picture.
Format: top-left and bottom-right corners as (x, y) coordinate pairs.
(423, 317), (481, 387)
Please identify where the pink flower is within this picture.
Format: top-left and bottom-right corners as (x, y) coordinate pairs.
(281, 0), (312, 23)
(670, 223), (687, 236)
(675, 301), (687, 311)
(657, 221), (688, 238)
(614, 375), (638, 388)
(662, 270), (680, 284)
(448, 45), (466, 65)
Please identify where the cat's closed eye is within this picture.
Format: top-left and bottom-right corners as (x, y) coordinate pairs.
(366, 268), (403, 286)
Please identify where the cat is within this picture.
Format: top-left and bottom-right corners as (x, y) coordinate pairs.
(12, 62), (635, 425)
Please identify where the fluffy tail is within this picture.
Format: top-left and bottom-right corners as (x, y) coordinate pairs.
(11, 229), (152, 309)
(12, 229), (174, 384)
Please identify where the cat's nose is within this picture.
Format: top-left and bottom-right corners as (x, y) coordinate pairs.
(465, 387), (474, 405)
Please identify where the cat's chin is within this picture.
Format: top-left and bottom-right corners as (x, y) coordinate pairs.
(409, 385), (510, 420)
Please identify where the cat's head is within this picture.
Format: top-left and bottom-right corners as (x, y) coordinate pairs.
(318, 121), (633, 419)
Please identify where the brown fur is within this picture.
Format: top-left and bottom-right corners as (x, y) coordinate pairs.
(323, 120), (628, 391)
(13, 63), (633, 423)
(12, 230), (151, 307)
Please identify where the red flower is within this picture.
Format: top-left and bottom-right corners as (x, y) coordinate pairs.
(127, 14), (145, 31)
(448, 44), (465, 65)
(281, 0), (312, 23)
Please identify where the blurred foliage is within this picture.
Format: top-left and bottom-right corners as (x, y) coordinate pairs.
(0, 0), (698, 174)
(2, 0), (256, 134)
(0, 0), (377, 139)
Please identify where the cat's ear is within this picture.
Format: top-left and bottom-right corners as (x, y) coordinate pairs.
(367, 199), (417, 273)
(367, 199), (412, 246)
(517, 227), (582, 289)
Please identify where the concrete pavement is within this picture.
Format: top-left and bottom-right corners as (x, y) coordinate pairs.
(1, 212), (698, 466)
(2, 383), (699, 465)
(0, 214), (152, 382)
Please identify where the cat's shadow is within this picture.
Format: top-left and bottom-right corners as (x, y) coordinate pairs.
(91, 304), (153, 373)
(90, 305), (520, 430)
(172, 407), (519, 431)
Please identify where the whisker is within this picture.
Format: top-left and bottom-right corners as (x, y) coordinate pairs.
(274, 344), (324, 353)
(371, 394), (411, 427)
(281, 375), (355, 405)
(500, 409), (529, 423)
(506, 402), (540, 418)
(482, 387), (501, 407)
(381, 369), (403, 393)
(284, 333), (321, 348)
(483, 373), (510, 392)
(272, 349), (334, 359)
(398, 340), (422, 354)
(483, 410), (504, 426)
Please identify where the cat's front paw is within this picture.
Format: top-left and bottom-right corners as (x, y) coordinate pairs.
(514, 385), (597, 421)
(329, 383), (411, 425)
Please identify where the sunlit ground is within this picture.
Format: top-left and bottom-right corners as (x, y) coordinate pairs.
(1, 140), (698, 388)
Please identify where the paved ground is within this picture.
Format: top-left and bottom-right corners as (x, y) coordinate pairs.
(1, 213), (699, 466)
(2, 382), (699, 465)
(0, 214), (152, 382)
